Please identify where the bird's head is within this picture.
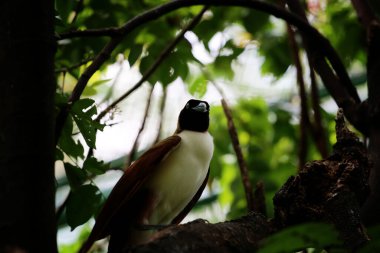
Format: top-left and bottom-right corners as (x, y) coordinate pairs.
(177, 99), (210, 133)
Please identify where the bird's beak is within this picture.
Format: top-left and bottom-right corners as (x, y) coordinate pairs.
(192, 102), (208, 112)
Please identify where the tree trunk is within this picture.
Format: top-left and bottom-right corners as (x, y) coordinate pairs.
(0, 0), (57, 252)
(361, 22), (380, 225)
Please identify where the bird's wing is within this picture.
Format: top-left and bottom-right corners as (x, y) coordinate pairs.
(79, 135), (181, 253)
(170, 167), (210, 224)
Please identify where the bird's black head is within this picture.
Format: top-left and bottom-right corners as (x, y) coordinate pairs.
(177, 99), (210, 133)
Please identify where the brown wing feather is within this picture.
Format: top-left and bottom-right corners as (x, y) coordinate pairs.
(79, 135), (181, 253)
(171, 168), (210, 224)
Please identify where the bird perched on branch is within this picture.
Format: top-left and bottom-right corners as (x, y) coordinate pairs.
(79, 99), (214, 253)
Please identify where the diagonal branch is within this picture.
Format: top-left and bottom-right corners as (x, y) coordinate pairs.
(206, 74), (256, 213)
(95, 6), (208, 122)
(127, 84), (155, 166)
(350, 0), (379, 29)
(287, 24), (309, 170)
(56, 0), (360, 143)
(285, 0), (366, 135)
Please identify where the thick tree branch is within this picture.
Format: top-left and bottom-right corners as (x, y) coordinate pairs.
(361, 22), (380, 224)
(350, 0), (379, 29)
(128, 213), (272, 253)
(285, 0), (366, 135)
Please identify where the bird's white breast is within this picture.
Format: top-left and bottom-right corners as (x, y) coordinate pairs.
(146, 130), (214, 225)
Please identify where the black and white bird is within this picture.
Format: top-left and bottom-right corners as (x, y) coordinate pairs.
(79, 99), (214, 253)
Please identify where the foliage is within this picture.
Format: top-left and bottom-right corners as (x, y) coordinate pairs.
(258, 223), (343, 253)
(53, 0), (368, 251)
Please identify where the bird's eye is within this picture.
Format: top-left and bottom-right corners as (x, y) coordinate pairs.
(186, 103), (190, 109)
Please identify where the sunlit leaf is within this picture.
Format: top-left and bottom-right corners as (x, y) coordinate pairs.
(188, 75), (208, 98)
(71, 99), (105, 149)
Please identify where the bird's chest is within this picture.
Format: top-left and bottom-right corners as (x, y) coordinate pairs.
(146, 131), (213, 224)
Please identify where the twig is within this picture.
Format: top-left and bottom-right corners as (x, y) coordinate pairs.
(221, 99), (255, 212)
(204, 68), (260, 213)
(287, 23), (309, 170)
(70, 0), (85, 25)
(99, 55), (125, 104)
(54, 56), (95, 73)
(95, 6), (208, 122)
(309, 63), (329, 158)
(154, 86), (167, 144)
(126, 84), (155, 165)
(57, 27), (120, 40)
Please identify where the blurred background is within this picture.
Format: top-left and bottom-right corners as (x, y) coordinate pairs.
(54, 0), (372, 251)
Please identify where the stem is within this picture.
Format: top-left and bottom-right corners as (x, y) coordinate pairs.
(221, 99), (255, 212)
(95, 6), (208, 122)
(287, 24), (309, 170)
(127, 84), (155, 165)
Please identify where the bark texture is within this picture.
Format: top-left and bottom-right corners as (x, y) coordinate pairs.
(0, 0), (57, 252)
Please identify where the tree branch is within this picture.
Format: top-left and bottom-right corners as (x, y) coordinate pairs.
(54, 56), (95, 73)
(95, 6), (208, 123)
(57, 27), (121, 40)
(153, 86), (167, 144)
(309, 63), (329, 158)
(350, 0), (379, 29)
(128, 213), (272, 253)
(221, 98), (256, 212)
(285, 0), (366, 135)
(287, 23), (309, 170)
(127, 84), (155, 165)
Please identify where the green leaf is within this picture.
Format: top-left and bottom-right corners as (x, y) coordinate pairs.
(64, 163), (87, 189)
(66, 184), (103, 230)
(83, 79), (111, 96)
(188, 75), (208, 98)
(259, 34), (292, 78)
(58, 116), (85, 158)
(140, 42), (190, 86)
(212, 55), (235, 80)
(71, 99), (105, 149)
(258, 223), (342, 253)
(242, 9), (271, 36)
(55, 0), (76, 24)
(83, 156), (108, 175)
(128, 44), (143, 66)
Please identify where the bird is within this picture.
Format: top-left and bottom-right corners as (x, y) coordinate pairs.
(79, 99), (214, 253)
